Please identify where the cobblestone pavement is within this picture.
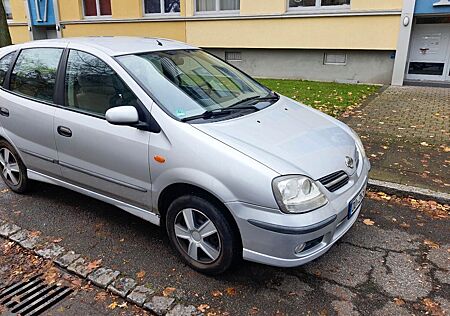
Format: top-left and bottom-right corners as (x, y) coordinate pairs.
(0, 180), (449, 315)
(342, 86), (450, 193)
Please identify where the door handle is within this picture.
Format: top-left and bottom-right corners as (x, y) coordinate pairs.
(0, 107), (9, 117)
(57, 126), (72, 137)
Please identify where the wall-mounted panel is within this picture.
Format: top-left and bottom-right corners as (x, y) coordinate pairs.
(415, 0), (450, 15)
(27, 0), (56, 25)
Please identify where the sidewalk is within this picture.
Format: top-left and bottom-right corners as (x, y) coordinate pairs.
(342, 85), (450, 195)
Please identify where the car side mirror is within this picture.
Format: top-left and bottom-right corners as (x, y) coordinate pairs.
(105, 106), (139, 126)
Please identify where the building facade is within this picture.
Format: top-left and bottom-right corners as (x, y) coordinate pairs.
(3, 0), (450, 85)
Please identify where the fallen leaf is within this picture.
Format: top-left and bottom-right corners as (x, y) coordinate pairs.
(10, 295), (21, 303)
(108, 302), (118, 310)
(197, 304), (210, 313)
(443, 146), (450, 153)
(422, 298), (444, 316)
(29, 231), (41, 237)
(136, 270), (146, 279)
(424, 239), (440, 249)
(163, 287), (176, 297)
(363, 219), (375, 226)
(212, 290), (223, 297)
(394, 298), (405, 306)
(399, 222), (410, 228)
(117, 302), (128, 309)
(52, 238), (63, 243)
(87, 259), (102, 270)
(225, 287), (237, 296)
(249, 307), (259, 315)
(420, 142), (429, 147)
(95, 291), (108, 301)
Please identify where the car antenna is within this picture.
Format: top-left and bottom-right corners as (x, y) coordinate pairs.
(156, 40), (163, 46)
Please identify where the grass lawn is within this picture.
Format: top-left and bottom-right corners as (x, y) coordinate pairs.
(258, 78), (380, 118)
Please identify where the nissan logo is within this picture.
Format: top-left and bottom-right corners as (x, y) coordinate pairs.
(345, 156), (354, 169)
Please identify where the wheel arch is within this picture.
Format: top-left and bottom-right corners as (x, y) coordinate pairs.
(158, 182), (243, 249)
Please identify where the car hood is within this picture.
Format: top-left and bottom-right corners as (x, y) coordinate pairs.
(193, 96), (357, 180)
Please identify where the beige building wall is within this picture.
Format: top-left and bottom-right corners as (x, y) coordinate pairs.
(61, 21), (187, 42)
(186, 15), (400, 50)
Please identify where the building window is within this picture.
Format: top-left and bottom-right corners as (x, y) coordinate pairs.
(2, 0), (12, 19)
(289, 0), (350, 9)
(324, 52), (347, 65)
(196, 0), (240, 13)
(144, 0), (180, 14)
(83, 0), (112, 17)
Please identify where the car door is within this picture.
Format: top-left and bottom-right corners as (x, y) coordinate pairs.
(0, 46), (64, 178)
(53, 48), (152, 210)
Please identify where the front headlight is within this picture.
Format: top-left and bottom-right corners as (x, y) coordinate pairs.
(349, 128), (366, 158)
(272, 175), (328, 214)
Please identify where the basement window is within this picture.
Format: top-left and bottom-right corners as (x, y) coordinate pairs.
(225, 52), (242, 62)
(324, 52), (347, 65)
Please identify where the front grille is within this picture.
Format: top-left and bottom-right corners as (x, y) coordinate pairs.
(319, 170), (349, 192)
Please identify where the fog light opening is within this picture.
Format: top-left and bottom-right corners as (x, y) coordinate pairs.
(294, 243), (306, 254)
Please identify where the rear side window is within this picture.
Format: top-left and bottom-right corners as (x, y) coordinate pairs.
(10, 48), (63, 103)
(65, 50), (138, 116)
(0, 52), (15, 86)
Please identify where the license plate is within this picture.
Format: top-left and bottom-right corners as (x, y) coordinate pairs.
(348, 185), (366, 219)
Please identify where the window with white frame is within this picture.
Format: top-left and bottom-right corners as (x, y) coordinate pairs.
(83, 0), (112, 17)
(196, 0), (240, 13)
(144, 0), (180, 14)
(289, 0), (350, 9)
(2, 0), (12, 19)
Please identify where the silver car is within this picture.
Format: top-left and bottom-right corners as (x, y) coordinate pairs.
(0, 37), (369, 274)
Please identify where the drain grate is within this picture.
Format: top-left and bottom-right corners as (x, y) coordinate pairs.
(0, 274), (73, 316)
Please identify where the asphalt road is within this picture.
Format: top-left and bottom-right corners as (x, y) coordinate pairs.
(0, 180), (448, 315)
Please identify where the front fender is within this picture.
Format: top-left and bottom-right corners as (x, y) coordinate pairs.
(151, 167), (236, 210)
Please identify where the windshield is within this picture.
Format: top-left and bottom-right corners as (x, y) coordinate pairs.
(117, 50), (273, 121)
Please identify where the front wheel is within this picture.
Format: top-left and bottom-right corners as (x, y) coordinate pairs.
(0, 140), (28, 193)
(166, 195), (240, 275)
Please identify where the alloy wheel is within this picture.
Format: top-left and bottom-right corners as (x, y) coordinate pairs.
(174, 208), (222, 264)
(0, 148), (20, 186)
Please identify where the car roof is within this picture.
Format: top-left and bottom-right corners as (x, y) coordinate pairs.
(16, 36), (198, 56)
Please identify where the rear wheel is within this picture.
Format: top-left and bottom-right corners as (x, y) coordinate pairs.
(0, 140), (28, 193)
(166, 195), (240, 275)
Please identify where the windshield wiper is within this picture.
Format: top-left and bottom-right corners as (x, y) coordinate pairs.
(229, 93), (279, 109)
(181, 106), (259, 122)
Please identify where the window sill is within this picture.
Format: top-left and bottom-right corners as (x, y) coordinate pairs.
(142, 13), (181, 18)
(286, 5), (351, 15)
(83, 15), (113, 20)
(194, 10), (240, 17)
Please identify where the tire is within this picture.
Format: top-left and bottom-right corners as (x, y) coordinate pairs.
(166, 195), (240, 275)
(0, 140), (28, 193)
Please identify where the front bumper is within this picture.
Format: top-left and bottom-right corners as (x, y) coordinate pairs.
(226, 158), (370, 268)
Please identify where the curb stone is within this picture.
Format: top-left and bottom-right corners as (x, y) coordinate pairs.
(0, 218), (199, 315)
(108, 277), (137, 297)
(55, 251), (81, 268)
(87, 268), (120, 288)
(0, 222), (20, 237)
(144, 296), (175, 316)
(127, 285), (155, 307)
(67, 257), (98, 278)
(35, 243), (65, 259)
(368, 179), (450, 205)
